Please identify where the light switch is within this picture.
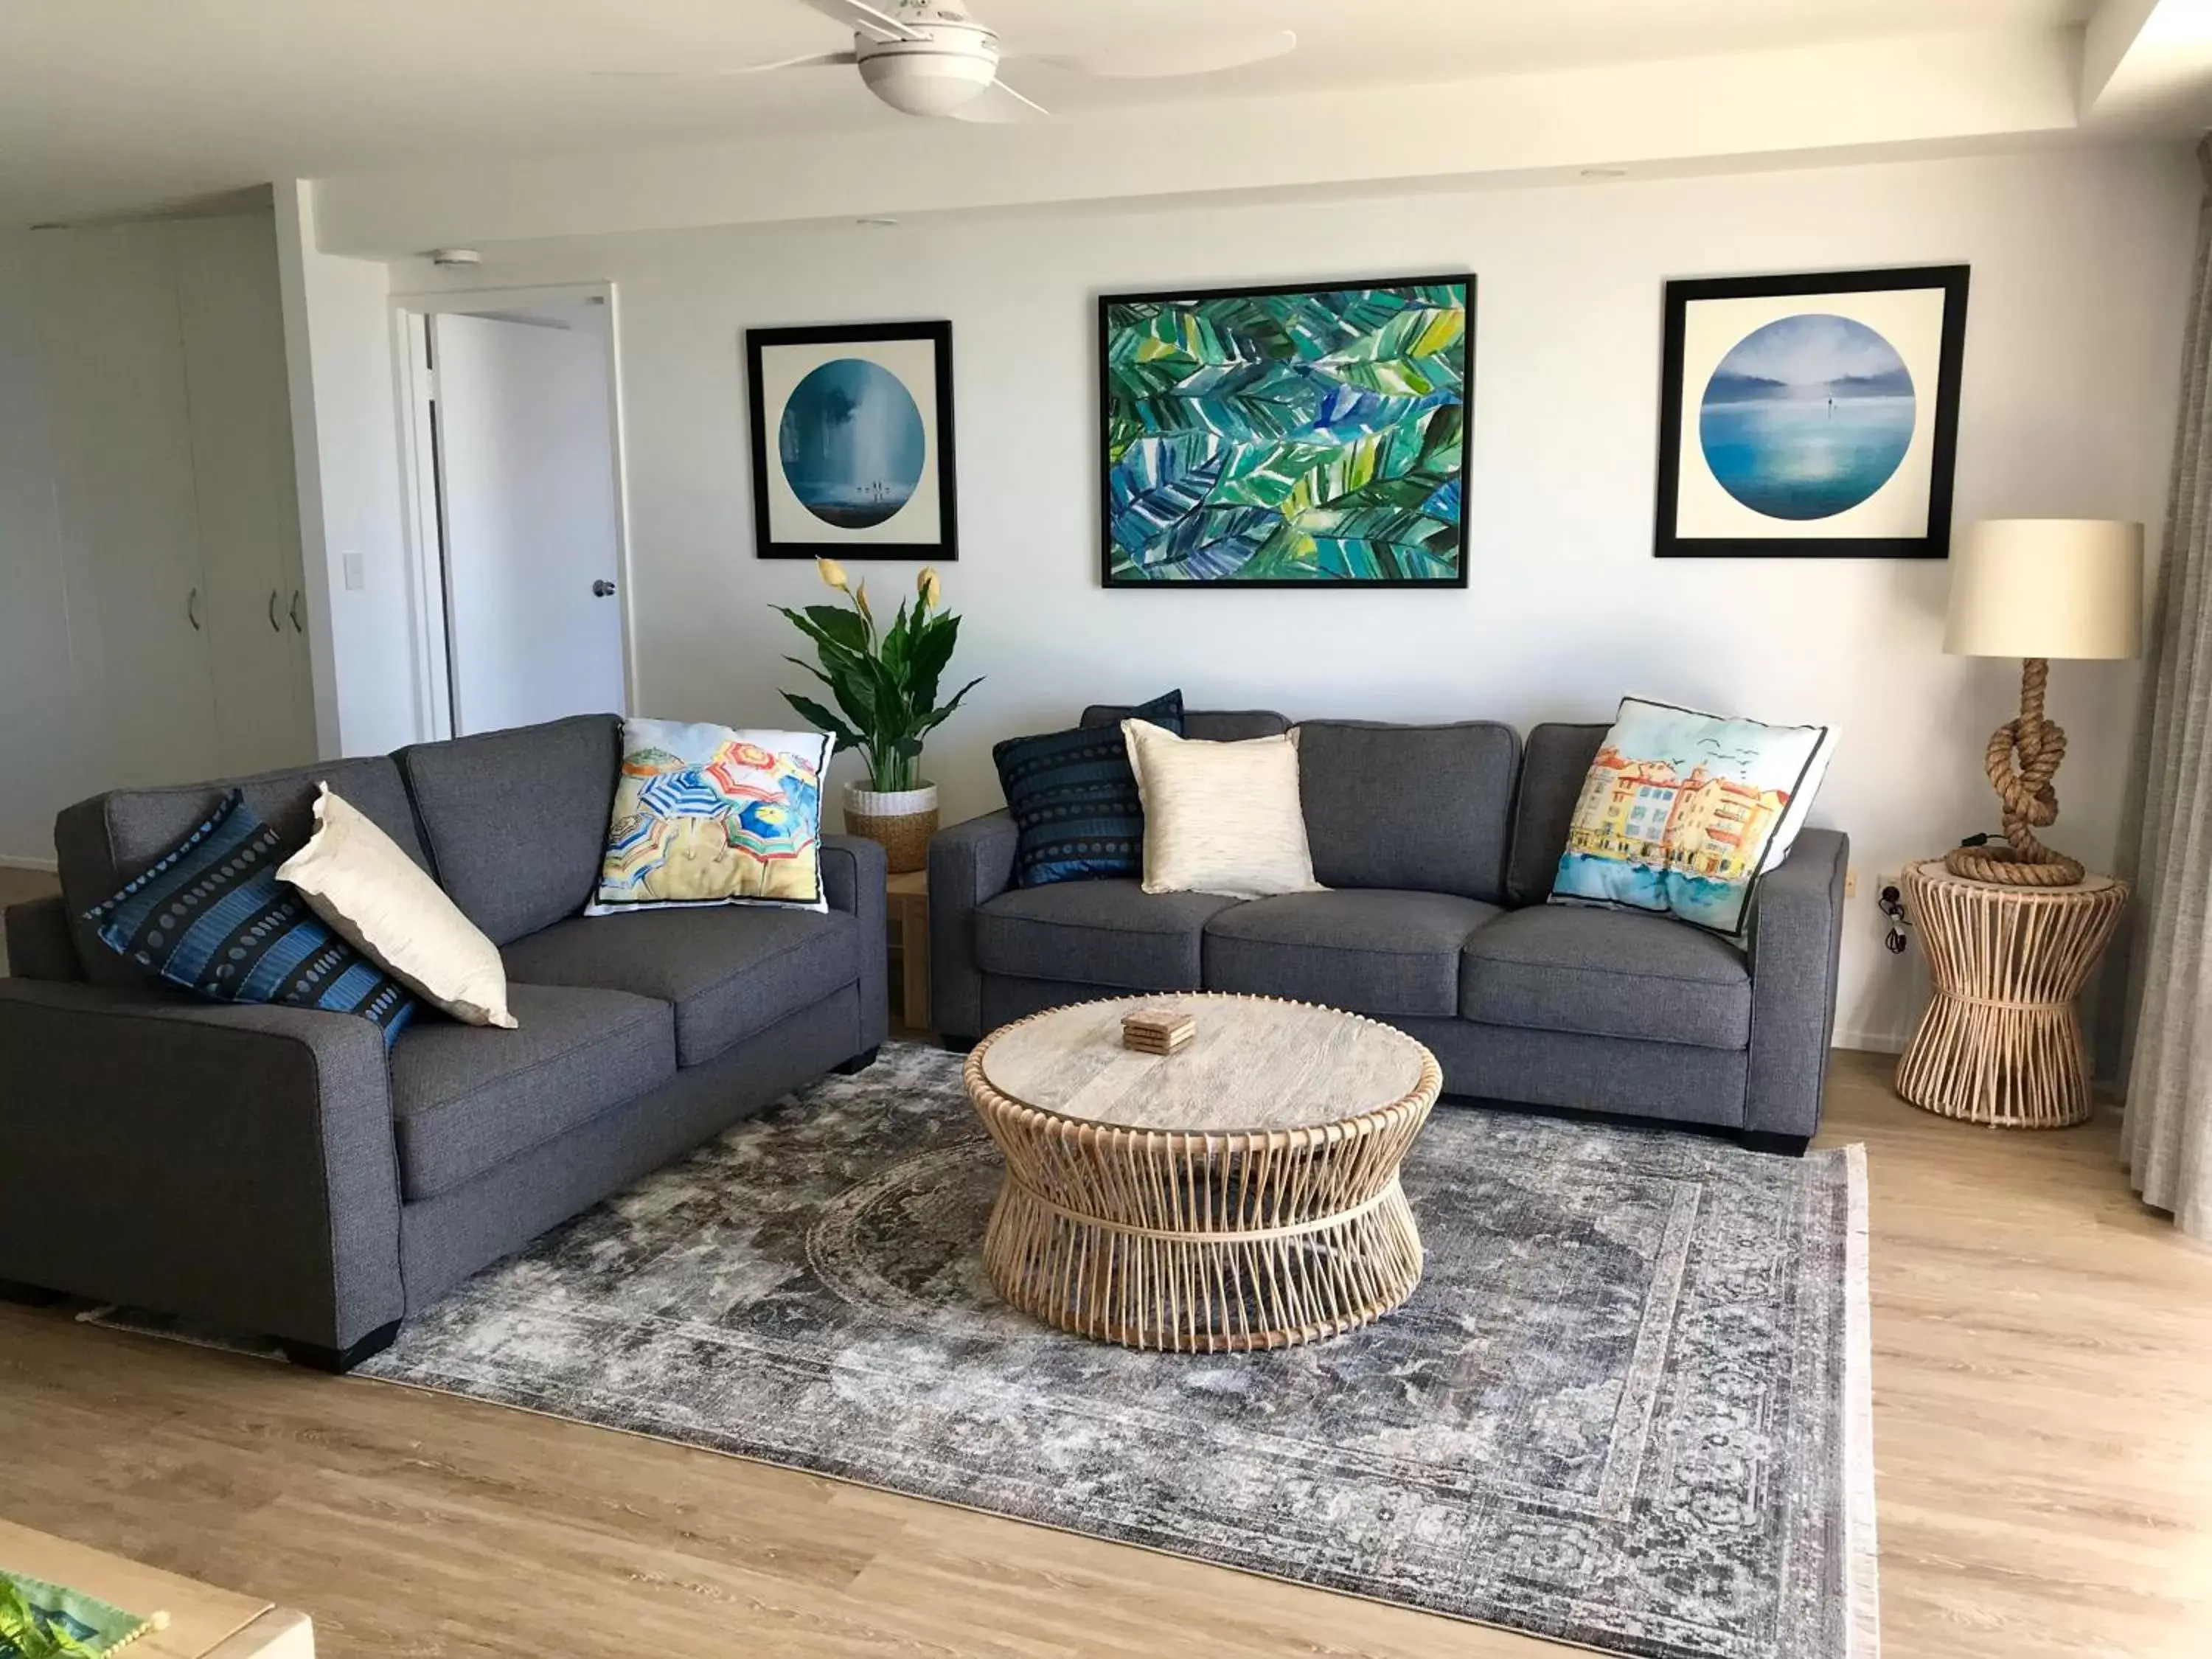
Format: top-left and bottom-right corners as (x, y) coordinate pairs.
(342, 552), (365, 591)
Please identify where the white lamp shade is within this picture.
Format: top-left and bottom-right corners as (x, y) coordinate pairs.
(1944, 519), (2144, 660)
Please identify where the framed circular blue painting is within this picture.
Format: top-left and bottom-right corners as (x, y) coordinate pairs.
(1654, 265), (1969, 559)
(745, 319), (958, 560)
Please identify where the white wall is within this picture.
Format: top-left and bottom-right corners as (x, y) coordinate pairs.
(274, 179), (422, 759)
(379, 144), (2197, 1049)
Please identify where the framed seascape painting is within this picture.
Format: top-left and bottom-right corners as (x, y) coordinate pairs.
(1099, 274), (1472, 588)
(1655, 265), (1969, 559)
(745, 319), (958, 560)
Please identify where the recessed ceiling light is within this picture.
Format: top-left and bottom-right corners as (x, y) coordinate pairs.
(856, 215), (900, 227)
(1579, 167), (1628, 180)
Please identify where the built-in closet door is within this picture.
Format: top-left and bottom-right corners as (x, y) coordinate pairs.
(32, 222), (220, 792)
(173, 212), (316, 777)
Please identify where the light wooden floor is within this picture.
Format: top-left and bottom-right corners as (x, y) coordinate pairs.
(1, 1051), (2207, 1658)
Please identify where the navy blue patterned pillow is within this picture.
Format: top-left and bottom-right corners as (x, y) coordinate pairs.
(993, 691), (1186, 888)
(86, 790), (417, 1044)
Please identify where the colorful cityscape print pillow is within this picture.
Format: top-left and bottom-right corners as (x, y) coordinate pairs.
(1551, 697), (1834, 936)
(589, 720), (832, 915)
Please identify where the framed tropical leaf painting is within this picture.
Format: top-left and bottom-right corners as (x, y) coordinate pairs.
(1099, 274), (1473, 588)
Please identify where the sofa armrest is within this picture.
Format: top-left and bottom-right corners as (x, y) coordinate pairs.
(1745, 827), (1849, 1141)
(5, 895), (83, 982)
(0, 980), (405, 1350)
(818, 835), (888, 1049)
(927, 810), (1019, 1041)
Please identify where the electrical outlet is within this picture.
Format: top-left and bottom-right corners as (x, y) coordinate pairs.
(1878, 872), (1903, 907)
(1844, 868), (1858, 900)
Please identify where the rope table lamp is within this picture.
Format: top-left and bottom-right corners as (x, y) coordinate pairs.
(1942, 520), (2143, 886)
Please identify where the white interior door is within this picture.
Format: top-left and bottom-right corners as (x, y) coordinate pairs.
(430, 312), (625, 737)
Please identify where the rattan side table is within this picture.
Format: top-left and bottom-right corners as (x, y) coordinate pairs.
(1895, 859), (2128, 1128)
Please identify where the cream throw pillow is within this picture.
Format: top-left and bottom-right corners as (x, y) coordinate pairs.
(278, 784), (519, 1029)
(1121, 720), (1323, 900)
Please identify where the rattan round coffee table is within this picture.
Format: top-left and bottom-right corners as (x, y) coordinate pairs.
(964, 994), (1441, 1353)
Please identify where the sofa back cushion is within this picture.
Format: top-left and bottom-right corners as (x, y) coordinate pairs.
(1293, 720), (1520, 903)
(1082, 705), (1288, 742)
(397, 714), (622, 947)
(54, 754), (427, 989)
(1506, 722), (1610, 905)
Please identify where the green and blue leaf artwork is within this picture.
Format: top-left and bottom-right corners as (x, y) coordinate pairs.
(1102, 276), (1472, 585)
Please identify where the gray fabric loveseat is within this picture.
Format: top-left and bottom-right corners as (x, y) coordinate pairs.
(931, 708), (1847, 1151)
(0, 714), (886, 1371)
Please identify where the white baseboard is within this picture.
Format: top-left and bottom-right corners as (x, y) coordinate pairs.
(0, 855), (58, 873)
(1833, 1027), (1906, 1056)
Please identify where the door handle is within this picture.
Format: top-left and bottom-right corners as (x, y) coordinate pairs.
(591, 579), (617, 598)
(290, 590), (305, 632)
(268, 588), (282, 631)
(187, 587), (201, 631)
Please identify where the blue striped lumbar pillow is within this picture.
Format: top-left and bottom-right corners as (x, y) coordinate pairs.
(992, 689), (1186, 888)
(86, 789), (418, 1043)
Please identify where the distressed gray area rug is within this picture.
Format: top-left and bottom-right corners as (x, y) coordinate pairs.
(358, 1043), (1877, 1659)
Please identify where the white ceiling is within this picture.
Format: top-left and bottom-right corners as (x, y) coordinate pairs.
(0, 0), (2098, 227)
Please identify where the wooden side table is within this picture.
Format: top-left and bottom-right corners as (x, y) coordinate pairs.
(0, 1518), (312, 1655)
(1895, 859), (2128, 1128)
(886, 867), (929, 1033)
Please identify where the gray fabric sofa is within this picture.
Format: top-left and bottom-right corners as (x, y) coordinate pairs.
(931, 708), (1847, 1150)
(0, 714), (886, 1371)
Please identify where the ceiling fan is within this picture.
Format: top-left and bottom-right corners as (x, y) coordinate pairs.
(604, 0), (1299, 123)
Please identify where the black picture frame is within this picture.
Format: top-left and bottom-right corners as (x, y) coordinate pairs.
(1097, 271), (1475, 589)
(745, 319), (959, 561)
(1654, 264), (1969, 560)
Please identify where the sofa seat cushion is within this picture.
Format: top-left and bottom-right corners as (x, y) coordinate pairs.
(389, 983), (675, 1200)
(974, 881), (1240, 991)
(501, 906), (860, 1067)
(1203, 889), (1500, 1018)
(1461, 905), (1750, 1049)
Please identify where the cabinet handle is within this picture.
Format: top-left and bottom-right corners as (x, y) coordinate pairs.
(290, 590), (305, 633)
(187, 588), (201, 631)
(268, 588), (282, 631)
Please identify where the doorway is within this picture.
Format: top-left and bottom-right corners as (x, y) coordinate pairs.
(397, 286), (630, 739)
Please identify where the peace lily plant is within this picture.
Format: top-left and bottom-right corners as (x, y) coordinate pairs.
(776, 559), (981, 870)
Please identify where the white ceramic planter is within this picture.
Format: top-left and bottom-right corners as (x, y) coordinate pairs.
(846, 782), (939, 820)
(844, 782), (939, 874)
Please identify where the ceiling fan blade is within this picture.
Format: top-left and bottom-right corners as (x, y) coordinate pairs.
(799, 0), (929, 43)
(947, 78), (1049, 122)
(591, 50), (857, 79)
(1034, 28), (1296, 79)
(717, 49), (858, 74)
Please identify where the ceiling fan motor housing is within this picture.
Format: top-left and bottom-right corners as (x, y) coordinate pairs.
(856, 18), (1000, 116)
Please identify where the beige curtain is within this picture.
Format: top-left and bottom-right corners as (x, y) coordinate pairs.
(2123, 136), (2212, 1241)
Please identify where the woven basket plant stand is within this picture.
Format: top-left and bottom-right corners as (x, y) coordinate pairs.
(964, 994), (1441, 1353)
(1896, 859), (2129, 1128)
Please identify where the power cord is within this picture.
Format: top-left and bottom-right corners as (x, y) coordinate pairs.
(1878, 879), (1911, 956)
